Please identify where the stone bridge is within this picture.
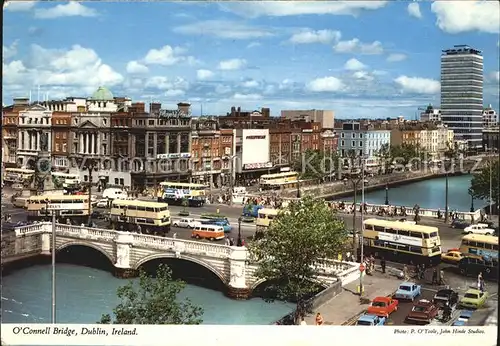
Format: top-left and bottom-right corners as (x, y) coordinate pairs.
(3, 223), (360, 299)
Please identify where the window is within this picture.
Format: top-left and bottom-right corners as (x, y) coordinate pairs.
(341, 133), (345, 138)
(352, 141), (355, 146)
(55, 143), (60, 151)
(62, 143), (67, 152)
(341, 140), (345, 146)
(359, 141), (363, 146)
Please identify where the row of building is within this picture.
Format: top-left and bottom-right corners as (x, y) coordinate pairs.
(2, 86), (498, 190)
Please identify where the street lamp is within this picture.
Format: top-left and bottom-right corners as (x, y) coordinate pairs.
(343, 166), (364, 261)
(237, 216), (243, 247)
(44, 198), (57, 324)
(468, 188), (475, 213)
(443, 161), (454, 224)
(82, 159), (98, 227)
(384, 184), (389, 205)
(296, 179), (301, 199)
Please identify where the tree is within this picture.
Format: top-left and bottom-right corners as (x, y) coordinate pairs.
(470, 159), (499, 206)
(293, 149), (339, 180)
(99, 264), (203, 324)
(248, 196), (348, 323)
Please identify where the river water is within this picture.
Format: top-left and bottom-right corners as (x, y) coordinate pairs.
(1, 264), (294, 325)
(338, 175), (488, 211)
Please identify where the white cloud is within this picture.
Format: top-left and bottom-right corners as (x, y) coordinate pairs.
(196, 69), (214, 80)
(3, 44), (123, 95)
(34, 2), (98, 19)
(3, 40), (18, 60)
(344, 58), (367, 71)
(289, 29), (341, 44)
(233, 93), (262, 100)
(352, 71), (374, 81)
(218, 59), (247, 71)
(143, 45), (196, 66)
(431, 1), (499, 34)
(333, 38), (384, 55)
(145, 76), (189, 91)
(247, 42), (261, 49)
(215, 85), (232, 94)
(126, 61), (149, 74)
(407, 3), (422, 19)
(387, 53), (407, 62)
(165, 89), (185, 98)
(242, 80), (259, 88)
(220, 2), (388, 18)
(173, 20), (273, 39)
(306, 76), (345, 92)
(4, 1), (36, 12)
(394, 75), (440, 94)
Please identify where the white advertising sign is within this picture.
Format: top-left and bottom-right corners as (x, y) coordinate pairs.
(378, 232), (422, 247)
(47, 204), (86, 210)
(241, 129), (270, 167)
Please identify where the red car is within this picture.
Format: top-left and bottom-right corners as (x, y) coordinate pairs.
(366, 296), (399, 318)
(405, 299), (439, 324)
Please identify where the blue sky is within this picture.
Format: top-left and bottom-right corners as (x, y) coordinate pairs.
(3, 1), (499, 118)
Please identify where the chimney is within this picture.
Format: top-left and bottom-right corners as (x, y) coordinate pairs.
(150, 102), (161, 114)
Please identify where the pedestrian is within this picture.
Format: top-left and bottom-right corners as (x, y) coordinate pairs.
(432, 268), (438, 285)
(440, 269), (445, 285)
(173, 232), (177, 239)
(337, 253), (343, 262)
(315, 312), (324, 326)
(403, 264), (409, 281)
(479, 277), (485, 293)
(229, 238), (235, 246)
(300, 317), (307, 326)
(380, 257), (386, 274)
(477, 272), (483, 290)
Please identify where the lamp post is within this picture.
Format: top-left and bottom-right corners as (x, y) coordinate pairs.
(469, 188), (475, 213)
(444, 161), (450, 224)
(296, 178), (301, 199)
(359, 157), (366, 296)
(82, 159), (98, 227)
(44, 199), (57, 324)
(237, 216), (243, 247)
(384, 184), (389, 205)
(344, 168), (363, 261)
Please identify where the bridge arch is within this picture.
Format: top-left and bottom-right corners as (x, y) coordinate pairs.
(250, 278), (328, 292)
(134, 254), (227, 285)
(56, 242), (115, 266)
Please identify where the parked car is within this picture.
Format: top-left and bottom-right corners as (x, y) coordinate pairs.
(458, 256), (498, 280)
(458, 289), (488, 309)
(452, 310), (474, 326)
(405, 299), (439, 324)
(441, 250), (464, 264)
(463, 223), (495, 235)
(356, 314), (386, 326)
(394, 282), (421, 301)
(433, 288), (459, 308)
(173, 218), (201, 229)
(96, 199), (109, 208)
(451, 219), (470, 229)
(366, 296), (399, 318)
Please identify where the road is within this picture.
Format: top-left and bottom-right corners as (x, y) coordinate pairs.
(2, 202), (467, 249)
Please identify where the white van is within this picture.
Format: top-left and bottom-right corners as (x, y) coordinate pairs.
(102, 188), (128, 200)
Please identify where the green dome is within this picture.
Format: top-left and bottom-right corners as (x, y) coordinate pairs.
(91, 86), (114, 100)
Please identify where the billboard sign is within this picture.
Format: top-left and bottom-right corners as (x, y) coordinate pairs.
(241, 129), (270, 167)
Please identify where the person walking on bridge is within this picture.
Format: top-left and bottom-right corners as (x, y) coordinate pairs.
(315, 313), (324, 326)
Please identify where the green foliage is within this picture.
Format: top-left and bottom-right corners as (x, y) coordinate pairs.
(201, 213), (226, 219)
(248, 196), (348, 309)
(444, 142), (463, 160)
(377, 143), (428, 168)
(294, 149), (339, 180)
(99, 264), (203, 325)
(470, 159), (499, 206)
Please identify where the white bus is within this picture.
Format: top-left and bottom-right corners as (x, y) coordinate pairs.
(26, 195), (91, 224)
(109, 199), (171, 235)
(51, 172), (81, 190)
(3, 168), (35, 185)
(362, 219), (442, 266)
(255, 208), (279, 238)
(259, 171), (299, 190)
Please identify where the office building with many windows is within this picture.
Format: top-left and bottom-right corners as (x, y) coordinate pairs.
(440, 45), (483, 150)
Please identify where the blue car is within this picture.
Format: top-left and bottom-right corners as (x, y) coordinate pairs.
(201, 219), (232, 233)
(356, 314), (386, 326)
(394, 282), (422, 301)
(452, 310), (474, 326)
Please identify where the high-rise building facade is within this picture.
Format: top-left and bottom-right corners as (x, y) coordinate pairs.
(440, 45), (483, 150)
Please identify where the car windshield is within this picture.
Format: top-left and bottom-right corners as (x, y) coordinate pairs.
(372, 301), (386, 307)
(357, 320), (372, 326)
(464, 293), (478, 299)
(412, 306), (426, 312)
(399, 285), (411, 291)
